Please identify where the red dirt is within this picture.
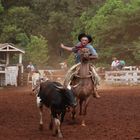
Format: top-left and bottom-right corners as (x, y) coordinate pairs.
(0, 85), (140, 140)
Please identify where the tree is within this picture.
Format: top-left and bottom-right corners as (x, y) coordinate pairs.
(0, 0), (4, 13)
(25, 35), (49, 68)
(73, 0), (140, 65)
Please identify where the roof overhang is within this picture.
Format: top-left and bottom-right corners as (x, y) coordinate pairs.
(0, 43), (25, 54)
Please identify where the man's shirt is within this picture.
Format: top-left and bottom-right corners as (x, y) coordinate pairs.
(72, 42), (98, 63)
(111, 60), (120, 67)
(27, 64), (35, 72)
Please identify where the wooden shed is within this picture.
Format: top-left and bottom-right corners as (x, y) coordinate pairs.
(0, 43), (25, 86)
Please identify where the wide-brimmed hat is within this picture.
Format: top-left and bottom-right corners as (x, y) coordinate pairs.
(78, 33), (93, 43)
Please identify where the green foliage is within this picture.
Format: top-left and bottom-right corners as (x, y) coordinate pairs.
(132, 38), (140, 62)
(16, 33), (29, 47)
(0, 0), (4, 13)
(74, 0), (140, 65)
(67, 53), (75, 67)
(6, 6), (39, 34)
(1, 25), (21, 42)
(25, 35), (49, 68)
(0, 0), (139, 68)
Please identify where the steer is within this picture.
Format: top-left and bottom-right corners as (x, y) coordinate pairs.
(36, 80), (76, 138)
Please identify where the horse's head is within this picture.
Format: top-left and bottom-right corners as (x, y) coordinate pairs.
(78, 48), (90, 62)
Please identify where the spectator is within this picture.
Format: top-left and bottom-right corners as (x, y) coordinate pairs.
(111, 57), (120, 70)
(118, 60), (125, 70)
(27, 61), (35, 73)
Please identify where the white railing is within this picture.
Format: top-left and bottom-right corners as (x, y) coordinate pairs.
(105, 70), (140, 85)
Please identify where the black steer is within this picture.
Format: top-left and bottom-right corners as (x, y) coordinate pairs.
(36, 80), (76, 138)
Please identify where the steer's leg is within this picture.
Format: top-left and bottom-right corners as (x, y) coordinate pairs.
(36, 96), (43, 130)
(54, 118), (63, 138)
(51, 110), (63, 138)
(71, 107), (76, 121)
(60, 109), (66, 123)
(39, 106), (43, 130)
(49, 113), (53, 130)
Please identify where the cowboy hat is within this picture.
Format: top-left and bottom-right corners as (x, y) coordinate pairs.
(78, 33), (93, 43)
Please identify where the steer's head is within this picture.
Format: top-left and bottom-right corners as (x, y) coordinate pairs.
(55, 84), (77, 107)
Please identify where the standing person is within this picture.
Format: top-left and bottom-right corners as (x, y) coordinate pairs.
(27, 61), (35, 72)
(111, 57), (120, 70)
(27, 61), (35, 85)
(118, 60), (125, 70)
(60, 33), (100, 98)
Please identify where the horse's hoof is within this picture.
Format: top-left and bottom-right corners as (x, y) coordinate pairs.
(93, 94), (100, 99)
(95, 95), (100, 98)
(39, 124), (43, 131)
(58, 133), (63, 138)
(81, 123), (86, 127)
(81, 120), (86, 127)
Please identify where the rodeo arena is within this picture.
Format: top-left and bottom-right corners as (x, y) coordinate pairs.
(0, 43), (140, 140)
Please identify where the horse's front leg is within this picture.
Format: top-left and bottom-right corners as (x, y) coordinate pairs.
(93, 86), (100, 98)
(81, 97), (91, 126)
(79, 99), (83, 115)
(83, 96), (91, 115)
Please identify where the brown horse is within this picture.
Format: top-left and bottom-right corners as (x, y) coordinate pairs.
(71, 48), (96, 126)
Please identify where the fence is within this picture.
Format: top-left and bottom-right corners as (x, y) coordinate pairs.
(27, 69), (66, 85)
(105, 70), (140, 85)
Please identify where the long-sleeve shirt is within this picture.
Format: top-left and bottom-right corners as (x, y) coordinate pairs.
(72, 42), (98, 63)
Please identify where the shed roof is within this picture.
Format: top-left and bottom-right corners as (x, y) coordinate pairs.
(0, 43), (25, 54)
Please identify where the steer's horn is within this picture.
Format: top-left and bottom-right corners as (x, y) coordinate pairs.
(55, 85), (64, 89)
(66, 81), (72, 90)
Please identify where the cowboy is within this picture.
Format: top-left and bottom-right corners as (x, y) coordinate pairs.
(60, 33), (100, 98)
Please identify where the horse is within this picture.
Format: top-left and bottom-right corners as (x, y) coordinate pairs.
(71, 48), (96, 126)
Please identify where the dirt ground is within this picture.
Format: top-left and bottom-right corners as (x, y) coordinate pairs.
(0, 85), (140, 140)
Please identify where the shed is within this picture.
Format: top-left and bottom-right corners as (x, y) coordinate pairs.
(0, 43), (25, 86)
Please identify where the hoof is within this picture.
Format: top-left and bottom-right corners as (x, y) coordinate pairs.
(39, 124), (43, 131)
(95, 95), (100, 98)
(81, 120), (86, 127)
(81, 123), (86, 127)
(58, 133), (63, 138)
(93, 94), (100, 99)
